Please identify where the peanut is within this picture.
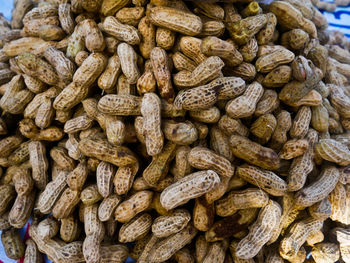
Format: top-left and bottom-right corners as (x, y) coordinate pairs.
(160, 170), (220, 210)
(235, 200), (281, 259)
(216, 188), (269, 217)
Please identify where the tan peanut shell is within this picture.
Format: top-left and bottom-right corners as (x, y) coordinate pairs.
(147, 223), (198, 263)
(152, 209), (191, 238)
(235, 200), (281, 259)
(216, 188), (269, 217)
(147, 6), (202, 36)
(295, 166), (340, 208)
(229, 135), (280, 170)
(114, 190), (153, 223)
(118, 213), (152, 242)
(236, 164), (287, 196)
(188, 146), (234, 178)
(160, 170), (220, 210)
(1, 228), (25, 260)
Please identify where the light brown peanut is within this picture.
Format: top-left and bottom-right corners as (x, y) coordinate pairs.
(215, 188), (269, 217)
(160, 170), (220, 210)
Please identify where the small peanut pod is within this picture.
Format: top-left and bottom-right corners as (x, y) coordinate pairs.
(37, 171), (68, 214)
(201, 240), (229, 263)
(79, 19), (106, 52)
(100, 244), (129, 263)
(117, 43), (140, 84)
(257, 12), (277, 45)
(179, 36), (207, 65)
(295, 166), (340, 208)
(210, 126), (234, 163)
(0, 185), (16, 216)
(84, 204), (105, 239)
(160, 170), (220, 210)
(271, 110), (292, 150)
(12, 168), (34, 196)
(79, 137), (138, 167)
(229, 135), (280, 170)
(150, 47), (174, 102)
(60, 215), (80, 243)
(236, 165), (287, 196)
(263, 65), (292, 88)
(54, 53), (107, 111)
(96, 161), (115, 198)
(174, 248), (194, 263)
(119, 213), (152, 243)
(171, 55), (194, 74)
(226, 81), (264, 119)
(44, 46), (75, 83)
(269, 1), (317, 38)
(311, 242), (340, 263)
(83, 233), (102, 263)
(306, 230), (324, 246)
(67, 161), (89, 191)
(215, 188), (269, 217)
(250, 113), (277, 144)
(173, 56), (225, 89)
(329, 182), (350, 225)
(102, 16), (140, 45)
(141, 92), (164, 156)
(309, 198), (332, 221)
(290, 106), (312, 139)
(7, 140), (30, 165)
(64, 115), (94, 134)
(35, 96), (54, 129)
(24, 238), (43, 263)
(36, 217), (59, 240)
(52, 188), (80, 219)
(137, 60), (156, 95)
(115, 190), (153, 223)
(200, 36), (243, 67)
(147, 223), (198, 263)
(98, 194), (122, 222)
(173, 84), (219, 111)
(278, 139), (309, 160)
(280, 218), (323, 261)
(152, 209), (191, 238)
(195, 235), (209, 263)
(9, 190), (35, 228)
(315, 139), (350, 166)
(97, 54), (121, 92)
(156, 27), (175, 50)
(58, 3), (75, 34)
(98, 94), (141, 116)
(16, 52), (59, 85)
(162, 120), (198, 145)
(114, 162), (139, 195)
(1, 228), (25, 260)
(138, 17), (155, 59)
(188, 146), (234, 178)
(255, 48), (295, 73)
(235, 200), (281, 259)
(50, 146), (76, 171)
(0, 212), (11, 231)
(0, 135), (23, 158)
(229, 14), (268, 45)
(142, 141), (176, 187)
(148, 6), (202, 36)
(81, 184), (103, 205)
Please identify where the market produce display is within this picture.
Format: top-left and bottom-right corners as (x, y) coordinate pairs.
(0, 0), (350, 262)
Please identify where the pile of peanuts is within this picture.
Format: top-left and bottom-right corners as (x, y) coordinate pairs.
(1, 0), (350, 262)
